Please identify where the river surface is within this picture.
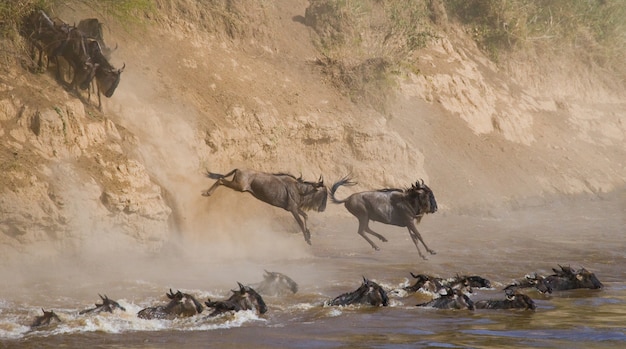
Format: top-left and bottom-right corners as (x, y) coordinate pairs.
(1, 192), (624, 348)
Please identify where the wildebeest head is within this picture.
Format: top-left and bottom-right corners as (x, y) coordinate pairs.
(410, 179), (437, 214)
(79, 294), (126, 315)
(289, 174), (328, 212)
(257, 270), (298, 296)
(504, 289), (537, 310)
(96, 63), (124, 98)
(205, 282), (268, 317)
(31, 309), (61, 328)
(164, 289), (204, 316)
(547, 265), (603, 290)
(328, 277), (389, 307)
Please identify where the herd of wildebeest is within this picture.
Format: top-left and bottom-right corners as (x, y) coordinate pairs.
(21, 10), (124, 110)
(17, 9), (605, 333)
(29, 168), (604, 329)
(31, 265), (603, 328)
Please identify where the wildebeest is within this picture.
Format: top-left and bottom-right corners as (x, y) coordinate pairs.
(137, 289), (204, 320)
(202, 169), (328, 245)
(544, 265), (603, 291)
(504, 273), (553, 294)
(416, 288), (474, 310)
(77, 18), (117, 59)
(205, 282), (268, 317)
(330, 177), (438, 259)
(79, 294), (126, 315)
(86, 40), (124, 110)
(255, 270), (299, 296)
(474, 290), (536, 310)
(404, 272), (490, 294)
(326, 277), (389, 307)
(30, 309), (61, 328)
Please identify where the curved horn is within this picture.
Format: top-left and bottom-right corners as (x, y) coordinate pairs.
(119, 63), (125, 72)
(237, 282), (245, 292)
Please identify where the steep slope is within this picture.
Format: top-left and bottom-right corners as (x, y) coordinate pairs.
(0, 0), (624, 261)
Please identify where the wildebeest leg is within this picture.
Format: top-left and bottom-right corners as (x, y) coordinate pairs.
(407, 223), (436, 260)
(290, 209), (311, 245)
(357, 218), (381, 251)
(364, 226), (388, 243)
(202, 169), (239, 196)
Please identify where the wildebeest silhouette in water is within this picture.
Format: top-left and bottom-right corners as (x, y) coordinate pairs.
(205, 282), (267, 317)
(404, 273), (491, 294)
(326, 277), (389, 307)
(330, 177), (438, 259)
(79, 294), (126, 315)
(505, 265), (603, 294)
(474, 289), (536, 310)
(137, 289), (203, 320)
(202, 168), (328, 245)
(416, 287), (474, 310)
(255, 270), (299, 296)
(30, 309), (61, 328)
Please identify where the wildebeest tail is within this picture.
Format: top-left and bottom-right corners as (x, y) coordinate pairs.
(330, 176), (357, 204)
(206, 168), (238, 179)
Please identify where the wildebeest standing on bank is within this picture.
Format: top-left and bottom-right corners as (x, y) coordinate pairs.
(330, 177), (438, 260)
(202, 169), (328, 245)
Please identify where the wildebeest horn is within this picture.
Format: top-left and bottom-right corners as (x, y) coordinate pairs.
(237, 282), (245, 292)
(119, 63), (125, 72)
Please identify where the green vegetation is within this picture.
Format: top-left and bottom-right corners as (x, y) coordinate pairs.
(445, 0), (626, 73)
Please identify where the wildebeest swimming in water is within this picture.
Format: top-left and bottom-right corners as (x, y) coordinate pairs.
(404, 272), (491, 294)
(545, 265), (603, 291)
(202, 168), (328, 245)
(474, 289), (536, 310)
(137, 289), (203, 320)
(30, 309), (61, 328)
(416, 288), (474, 310)
(254, 270), (299, 296)
(326, 277), (389, 307)
(205, 282), (268, 317)
(79, 294), (126, 315)
(330, 177), (438, 260)
(505, 265), (603, 294)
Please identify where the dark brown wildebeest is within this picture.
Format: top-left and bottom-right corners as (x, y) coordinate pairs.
(474, 290), (536, 310)
(545, 265), (603, 291)
(22, 11), (98, 92)
(77, 18), (117, 59)
(205, 282), (268, 317)
(326, 277), (389, 307)
(79, 294), (126, 315)
(504, 273), (553, 294)
(85, 39), (124, 110)
(202, 169), (328, 245)
(255, 270), (299, 296)
(137, 289), (203, 320)
(30, 309), (61, 328)
(404, 273), (490, 294)
(330, 177), (438, 260)
(416, 287), (474, 310)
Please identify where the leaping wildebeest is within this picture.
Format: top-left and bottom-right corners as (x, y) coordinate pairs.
(202, 169), (328, 245)
(330, 177), (438, 260)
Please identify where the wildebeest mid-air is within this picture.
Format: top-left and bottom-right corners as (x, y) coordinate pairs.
(255, 270), (299, 296)
(202, 168), (328, 245)
(330, 177), (438, 260)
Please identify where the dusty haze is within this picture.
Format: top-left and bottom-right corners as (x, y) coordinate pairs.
(0, 0), (624, 293)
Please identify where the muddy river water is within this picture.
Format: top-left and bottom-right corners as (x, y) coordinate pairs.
(1, 191), (624, 348)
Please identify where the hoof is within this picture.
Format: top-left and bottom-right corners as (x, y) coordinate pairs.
(374, 246), (381, 251)
(429, 250), (437, 255)
(201, 191), (211, 197)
